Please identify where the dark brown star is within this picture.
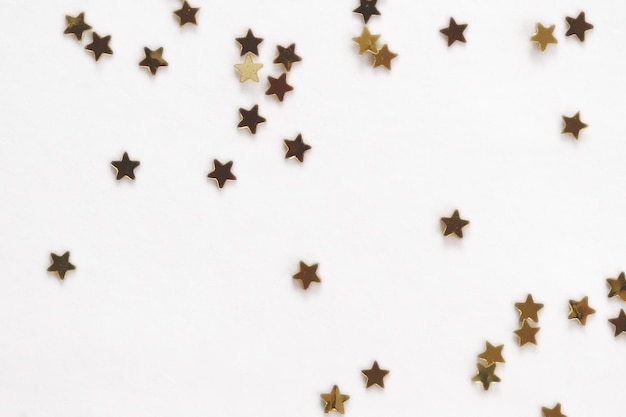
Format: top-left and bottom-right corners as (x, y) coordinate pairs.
(566, 12), (593, 42)
(64, 12), (92, 41)
(139, 47), (168, 75)
(207, 159), (236, 189)
(440, 209), (469, 238)
(292, 261), (320, 290)
(273, 44), (302, 72)
(562, 112), (588, 139)
(174, 1), (199, 26)
(236, 29), (263, 56)
(265, 73), (294, 102)
(607, 272), (626, 301)
(85, 32), (112, 61)
(361, 361), (389, 388)
(440, 18), (468, 46)
(238, 105), (266, 134)
(353, 0), (380, 24)
(47, 251), (76, 280)
(111, 152), (140, 180)
(609, 309), (626, 337)
(284, 134), (311, 163)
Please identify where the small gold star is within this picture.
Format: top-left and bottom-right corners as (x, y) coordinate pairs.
(292, 261), (320, 290)
(352, 27), (380, 55)
(320, 385), (350, 414)
(514, 319), (540, 346)
(606, 272), (626, 301)
(440, 209), (469, 238)
(173, 0), (199, 26)
(372, 44), (397, 70)
(530, 23), (558, 51)
(562, 112), (588, 139)
(361, 361), (389, 388)
(471, 363), (500, 390)
(514, 294), (543, 323)
(139, 47), (168, 75)
(477, 342), (505, 366)
(609, 309), (626, 337)
(542, 403), (567, 417)
(47, 251), (76, 280)
(64, 12), (92, 41)
(568, 296), (595, 325)
(234, 54), (263, 82)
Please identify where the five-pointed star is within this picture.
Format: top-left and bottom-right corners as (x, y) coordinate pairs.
(47, 251), (76, 280)
(238, 104), (266, 134)
(471, 363), (500, 390)
(173, 1), (199, 26)
(566, 12), (593, 42)
(139, 47), (168, 75)
(361, 361), (389, 388)
(273, 44), (302, 72)
(292, 261), (320, 289)
(607, 272), (626, 301)
(568, 296), (596, 325)
(352, 27), (380, 55)
(111, 152), (140, 180)
(234, 54), (263, 82)
(372, 44), (398, 70)
(207, 159), (236, 189)
(478, 342), (505, 366)
(236, 29), (264, 56)
(542, 403), (567, 417)
(64, 12), (92, 41)
(440, 209), (469, 238)
(515, 294), (544, 323)
(265, 73), (294, 102)
(609, 309), (626, 336)
(514, 319), (540, 346)
(562, 112), (588, 139)
(440, 17), (468, 46)
(530, 23), (558, 51)
(85, 32), (112, 61)
(284, 134), (312, 163)
(353, 0), (381, 24)
(320, 385), (350, 414)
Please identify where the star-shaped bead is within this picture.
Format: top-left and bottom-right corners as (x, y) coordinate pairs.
(530, 23), (558, 51)
(234, 54), (263, 82)
(173, 1), (199, 26)
(562, 112), (588, 139)
(111, 152), (140, 180)
(265, 73), (293, 102)
(139, 47), (168, 75)
(440, 209), (469, 238)
(273, 44), (301, 72)
(515, 294), (543, 323)
(352, 27), (380, 55)
(47, 251), (76, 280)
(207, 159), (236, 189)
(361, 361), (389, 388)
(609, 309), (626, 337)
(566, 12), (593, 42)
(292, 261), (320, 290)
(320, 385), (350, 414)
(568, 296), (595, 325)
(440, 17), (468, 46)
(372, 44), (398, 70)
(236, 29), (263, 56)
(607, 272), (626, 301)
(284, 134), (311, 163)
(542, 403), (567, 417)
(353, 0), (380, 24)
(477, 342), (505, 366)
(514, 319), (540, 346)
(237, 105), (266, 134)
(64, 12), (92, 41)
(85, 32), (112, 61)
(471, 363), (500, 390)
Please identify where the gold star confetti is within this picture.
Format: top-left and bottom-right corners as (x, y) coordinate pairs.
(361, 361), (389, 388)
(173, 0), (199, 26)
(514, 319), (540, 346)
(320, 385), (349, 414)
(139, 47), (168, 75)
(514, 294), (543, 324)
(477, 342), (505, 366)
(234, 53), (263, 82)
(606, 272), (626, 301)
(530, 23), (557, 51)
(609, 309), (626, 336)
(47, 251), (76, 280)
(562, 112), (588, 139)
(568, 296), (595, 325)
(292, 261), (320, 290)
(440, 209), (469, 238)
(64, 12), (92, 41)
(542, 403), (567, 417)
(352, 27), (380, 55)
(372, 44), (397, 70)
(471, 363), (500, 390)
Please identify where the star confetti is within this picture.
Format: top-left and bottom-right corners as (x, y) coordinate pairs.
(207, 159), (236, 189)
(514, 294), (543, 324)
(237, 105), (266, 134)
(85, 32), (112, 61)
(353, 0), (380, 24)
(607, 272), (626, 301)
(565, 12), (593, 42)
(320, 385), (349, 414)
(64, 12), (92, 41)
(273, 44), (302, 72)
(440, 17), (468, 46)
(265, 73), (293, 102)
(352, 27), (380, 55)
(236, 29), (263, 56)
(477, 342), (505, 366)
(111, 152), (140, 181)
(542, 403), (567, 417)
(234, 54), (263, 82)
(292, 261), (320, 290)
(561, 112), (588, 139)
(361, 361), (389, 388)
(514, 319), (540, 346)
(284, 134), (311, 163)
(173, 1), (199, 26)
(568, 296), (595, 325)
(47, 251), (76, 280)
(530, 23), (558, 51)
(139, 47), (168, 75)
(609, 309), (626, 337)
(471, 362), (500, 390)
(372, 44), (398, 70)
(440, 209), (469, 238)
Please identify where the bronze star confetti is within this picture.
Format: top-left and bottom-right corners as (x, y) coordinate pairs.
(64, 12), (92, 41)
(207, 159), (236, 189)
(173, 1), (199, 26)
(568, 296), (595, 325)
(515, 294), (543, 323)
(139, 47), (168, 75)
(514, 319), (540, 346)
(284, 134), (311, 163)
(440, 209), (469, 238)
(471, 363), (500, 390)
(530, 23), (558, 51)
(542, 403), (567, 417)
(111, 152), (140, 181)
(606, 272), (626, 301)
(85, 32), (112, 61)
(361, 361), (389, 388)
(292, 261), (320, 290)
(265, 73), (293, 102)
(273, 44), (301, 72)
(440, 17), (468, 46)
(234, 54), (263, 82)
(566, 12), (593, 41)
(236, 29), (263, 56)
(561, 112), (588, 139)
(372, 44), (398, 70)
(353, 0), (380, 24)
(477, 342), (505, 366)
(47, 251), (76, 280)
(320, 385), (350, 414)
(237, 105), (266, 134)
(609, 309), (626, 336)
(352, 27), (380, 55)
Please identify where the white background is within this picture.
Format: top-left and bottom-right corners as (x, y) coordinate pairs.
(0, 0), (625, 416)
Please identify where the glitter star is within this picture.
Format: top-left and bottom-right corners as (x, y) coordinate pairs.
(139, 47), (168, 75)
(111, 152), (140, 181)
(234, 54), (263, 82)
(439, 17), (468, 46)
(530, 23), (557, 51)
(292, 261), (320, 290)
(173, 1), (199, 26)
(372, 44), (398, 70)
(64, 12), (92, 41)
(568, 296), (595, 325)
(361, 361), (389, 388)
(471, 363), (500, 390)
(565, 12), (593, 42)
(440, 209), (469, 238)
(284, 134), (311, 163)
(207, 159), (236, 189)
(477, 342), (505, 366)
(562, 112), (588, 139)
(237, 105), (266, 134)
(514, 319), (540, 346)
(353, 0), (380, 24)
(265, 73), (294, 102)
(236, 29), (263, 56)
(85, 32), (112, 61)
(320, 385), (350, 414)
(609, 309), (626, 337)
(47, 251), (76, 280)
(607, 272), (626, 301)
(514, 294), (544, 324)
(273, 44), (302, 72)
(542, 403), (567, 417)
(352, 27), (380, 55)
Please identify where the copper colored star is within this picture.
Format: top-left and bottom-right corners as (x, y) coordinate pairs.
(320, 385), (350, 414)
(265, 73), (293, 102)
(478, 342), (505, 366)
(284, 134), (311, 163)
(568, 296), (595, 325)
(542, 403), (567, 417)
(292, 261), (320, 289)
(353, 0), (380, 24)
(514, 319), (540, 346)
(236, 29), (263, 56)
(139, 47), (168, 75)
(273, 44), (301, 72)
(174, 1), (199, 26)
(562, 112), (588, 139)
(609, 309), (626, 337)
(514, 294), (544, 324)
(238, 105), (266, 134)
(361, 361), (389, 388)
(471, 363), (500, 390)
(111, 152), (140, 180)
(207, 159), (236, 189)
(85, 32), (112, 61)
(440, 17), (468, 46)
(530, 23), (558, 51)
(607, 272), (626, 301)
(352, 27), (380, 55)
(372, 44), (398, 70)
(440, 209), (469, 238)
(566, 12), (593, 42)
(47, 251), (76, 280)
(64, 12), (92, 41)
